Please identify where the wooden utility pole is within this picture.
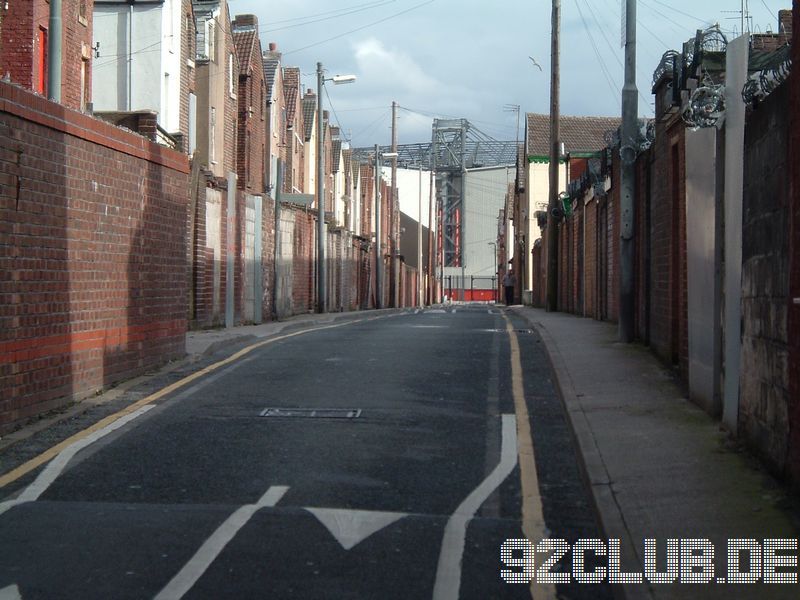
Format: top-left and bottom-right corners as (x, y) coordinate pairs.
(546, 0), (561, 312)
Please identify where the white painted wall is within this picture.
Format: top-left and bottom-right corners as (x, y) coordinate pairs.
(525, 160), (566, 290)
(92, 0), (182, 134)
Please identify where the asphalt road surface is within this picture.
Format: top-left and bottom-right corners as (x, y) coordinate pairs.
(0, 306), (611, 599)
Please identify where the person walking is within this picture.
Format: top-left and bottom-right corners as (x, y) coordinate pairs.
(502, 270), (516, 306)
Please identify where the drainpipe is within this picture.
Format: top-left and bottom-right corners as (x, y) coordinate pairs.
(128, 3), (134, 109)
(47, 0), (62, 102)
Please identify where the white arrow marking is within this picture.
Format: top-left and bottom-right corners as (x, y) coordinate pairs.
(306, 508), (406, 551)
(0, 585), (22, 600)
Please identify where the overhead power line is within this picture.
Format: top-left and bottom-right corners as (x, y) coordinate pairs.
(284, 0), (435, 55)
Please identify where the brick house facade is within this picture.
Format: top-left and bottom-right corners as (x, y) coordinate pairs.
(282, 66), (305, 194)
(232, 14), (266, 193)
(0, 0), (93, 111)
(263, 42), (284, 198)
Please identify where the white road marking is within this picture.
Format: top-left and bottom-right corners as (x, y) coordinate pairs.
(307, 508), (406, 550)
(0, 585), (22, 600)
(432, 414), (518, 600)
(154, 486), (288, 600)
(0, 405), (155, 517)
(426, 309), (447, 314)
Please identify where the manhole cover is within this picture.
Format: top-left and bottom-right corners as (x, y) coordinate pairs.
(259, 408), (362, 419)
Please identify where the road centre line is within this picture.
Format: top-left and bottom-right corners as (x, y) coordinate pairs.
(432, 414), (518, 600)
(0, 317), (382, 490)
(505, 316), (555, 599)
(154, 486), (289, 600)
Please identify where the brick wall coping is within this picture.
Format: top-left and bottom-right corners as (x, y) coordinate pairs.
(0, 81), (189, 175)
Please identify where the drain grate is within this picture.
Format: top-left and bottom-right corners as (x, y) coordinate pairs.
(259, 408), (362, 419)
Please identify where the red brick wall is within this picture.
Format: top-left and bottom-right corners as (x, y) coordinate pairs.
(584, 198), (597, 317)
(234, 31), (266, 194)
(1, 0), (46, 92)
(0, 81), (189, 431)
(260, 196), (276, 319)
(649, 121), (688, 375)
(788, 0), (800, 491)
(222, 8), (237, 177)
(62, 0), (92, 111)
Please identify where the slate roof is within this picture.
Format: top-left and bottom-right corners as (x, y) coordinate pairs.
(332, 140), (342, 172)
(515, 144), (526, 190)
(526, 113), (620, 157)
(263, 54), (280, 99)
(283, 67), (301, 125)
(232, 29), (256, 76)
(342, 148), (352, 177)
(302, 93), (316, 141)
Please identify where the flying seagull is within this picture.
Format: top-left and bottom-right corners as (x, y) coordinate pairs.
(528, 56), (542, 71)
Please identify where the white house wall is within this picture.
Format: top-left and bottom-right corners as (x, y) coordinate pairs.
(525, 160), (566, 290)
(93, 1), (182, 134)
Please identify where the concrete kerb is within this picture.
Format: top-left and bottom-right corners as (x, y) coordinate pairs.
(509, 307), (652, 600)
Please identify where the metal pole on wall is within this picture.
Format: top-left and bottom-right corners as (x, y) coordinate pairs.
(619, 0), (638, 342)
(374, 144), (383, 309)
(316, 62), (326, 313)
(546, 0), (561, 312)
(47, 0), (62, 102)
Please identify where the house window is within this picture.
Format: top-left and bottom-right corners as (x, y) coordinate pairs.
(80, 58), (89, 111)
(228, 52), (236, 97)
(210, 106), (217, 163)
(162, 72), (170, 127)
(205, 20), (216, 61)
(246, 131), (251, 183)
(188, 92), (197, 156)
(78, 1), (88, 26)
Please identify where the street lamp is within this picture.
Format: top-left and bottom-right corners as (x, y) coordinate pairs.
(316, 63), (356, 313)
(373, 147), (397, 309)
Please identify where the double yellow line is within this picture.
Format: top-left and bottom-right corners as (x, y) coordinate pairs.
(505, 316), (556, 599)
(0, 318), (371, 490)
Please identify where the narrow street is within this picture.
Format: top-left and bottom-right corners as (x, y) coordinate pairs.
(0, 307), (609, 600)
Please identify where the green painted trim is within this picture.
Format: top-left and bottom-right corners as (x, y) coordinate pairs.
(527, 150), (603, 164)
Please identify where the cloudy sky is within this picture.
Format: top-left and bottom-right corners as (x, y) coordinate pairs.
(229, 0), (789, 147)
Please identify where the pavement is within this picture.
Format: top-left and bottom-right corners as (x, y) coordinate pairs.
(511, 306), (800, 599)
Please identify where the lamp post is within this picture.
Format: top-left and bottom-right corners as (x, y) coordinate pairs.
(488, 242), (497, 303)
(316, 63), (356, 313)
